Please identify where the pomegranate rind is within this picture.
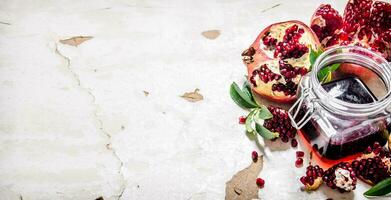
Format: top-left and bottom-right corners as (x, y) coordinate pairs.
(305, 177), (323, 191)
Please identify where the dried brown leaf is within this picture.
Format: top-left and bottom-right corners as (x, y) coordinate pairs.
(143, 90), (149, 96)
(181, 89), (203, 102)
(225, 156), (263, 200)
(59, 36), (93, 46)
(201, 30), (220, 40)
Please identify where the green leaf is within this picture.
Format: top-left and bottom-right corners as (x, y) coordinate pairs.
(317, 63), (340, 83)
(364, 177), (391, 197)
(242, 81), (254, 102)
(320, 71), (333, 83)
(257, 105), (273, 120)
(329, 63), (340, 71)
(252, 109), (264, 125)
(309, 48), (323, 70)
(245, 109), (257, 133)
(230, 82), (258, 109)
(255, 124), (279, 140)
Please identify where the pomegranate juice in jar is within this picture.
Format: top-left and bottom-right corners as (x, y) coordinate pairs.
(289, 46), (391, 160)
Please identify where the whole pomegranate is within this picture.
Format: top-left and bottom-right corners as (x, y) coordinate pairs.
(242, 21), (322, 103)
(310, 0), (391, 61)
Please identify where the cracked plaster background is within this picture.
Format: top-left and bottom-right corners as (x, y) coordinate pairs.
(0, 0), (388, 200)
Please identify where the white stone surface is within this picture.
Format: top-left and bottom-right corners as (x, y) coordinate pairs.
(0, 0), (388, 199)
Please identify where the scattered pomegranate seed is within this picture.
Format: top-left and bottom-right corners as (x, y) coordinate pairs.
(295, 158), (303, 168)
(296, 151), (305, 158)
(239, 116), (246, 124)
(256, 178), (265, 188)
(252, 151), (258, 162)
(291, 139), (298, 147)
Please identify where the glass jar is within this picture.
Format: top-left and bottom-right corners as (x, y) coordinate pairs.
(289, 46), (391, 160)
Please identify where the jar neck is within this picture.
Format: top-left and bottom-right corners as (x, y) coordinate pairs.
(310, 46), (391, 117)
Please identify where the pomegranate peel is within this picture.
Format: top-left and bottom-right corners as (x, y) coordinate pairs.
(305, 177), (323, 191)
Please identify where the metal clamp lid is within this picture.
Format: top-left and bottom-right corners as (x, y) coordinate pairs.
(288, 88), (317, 129)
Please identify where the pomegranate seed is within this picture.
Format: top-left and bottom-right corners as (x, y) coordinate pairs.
(239, 116), (246, 124)
(281, 136), (289, 143)
(295, 158), (303, 167)
(252, 151), (258, 162)
(308, 177), (314, 185)
(306, 170), (313, 177)
(256, 178), (265, 188)
(291, 139), (298, 147)
(373, 147), (382, 155)
(366, 146), (372, 153)
(373, 142), (380, 149)
(296, 151), (304, 158)
(300, 176), (306, 185)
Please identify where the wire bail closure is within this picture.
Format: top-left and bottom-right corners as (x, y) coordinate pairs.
(288, 87), (316, 129)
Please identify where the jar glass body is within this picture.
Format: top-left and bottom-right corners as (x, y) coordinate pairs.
(289, 46), (391, 160)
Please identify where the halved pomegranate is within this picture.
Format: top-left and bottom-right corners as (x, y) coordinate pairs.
(310, 0), (391, 61)
(242, 21), (321, 103)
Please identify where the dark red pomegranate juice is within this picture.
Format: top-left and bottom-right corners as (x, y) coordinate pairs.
(301, 77), (389, 159)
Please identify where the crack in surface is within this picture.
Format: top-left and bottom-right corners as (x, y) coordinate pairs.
(0, 21), (11, 25)
(261, 3), (282, 13)
(54, 43), (126, 199)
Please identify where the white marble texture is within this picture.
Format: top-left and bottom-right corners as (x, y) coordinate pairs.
(0, 0), (389, 199)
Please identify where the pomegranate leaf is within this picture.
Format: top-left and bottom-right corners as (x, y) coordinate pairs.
(320, 71), (332, 84)
(242, 81), (255, 103)
(317, 63), (340, 83)
(245, 110), (257, 133)
(252, 110), (264, 126)
(230, 82), (258, 109)
(247, 106), (272, 130)
(257, 105), (273, 120)
(309, 48), (323, 70)
(255, 124), (279, 140)
(364, 177), (391, 197)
